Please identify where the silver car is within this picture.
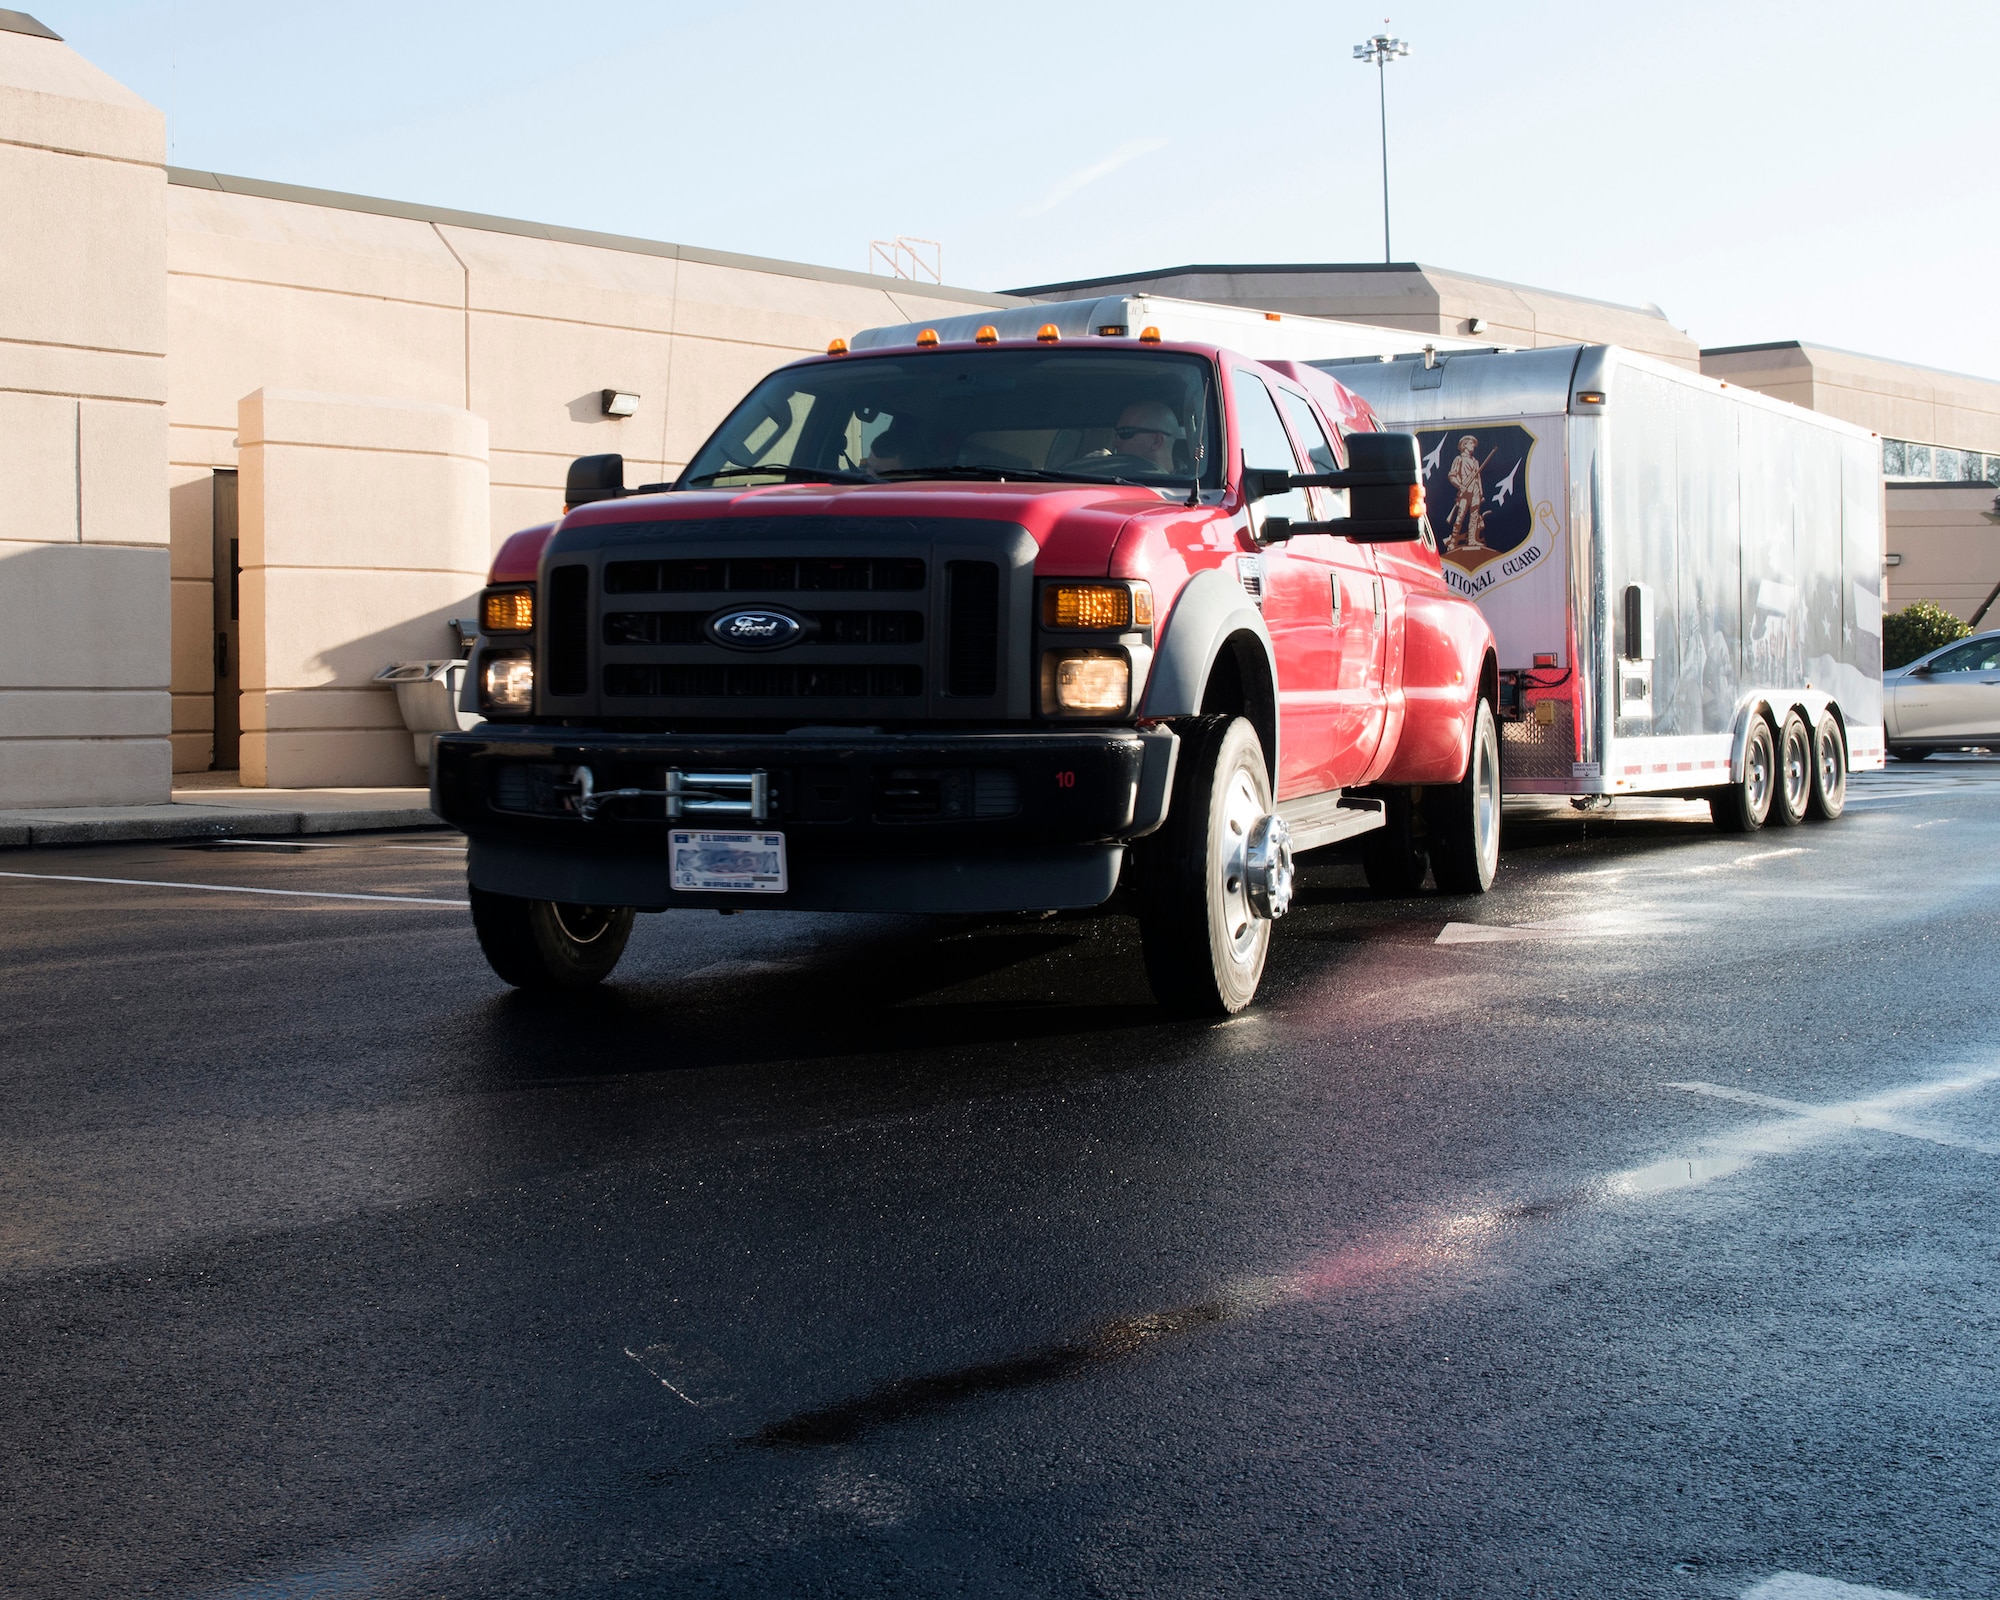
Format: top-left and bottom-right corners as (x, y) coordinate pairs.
(1885, 629), (2000, 759)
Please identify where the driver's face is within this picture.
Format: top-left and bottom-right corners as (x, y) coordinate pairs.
(1115, 404), (1178, 471)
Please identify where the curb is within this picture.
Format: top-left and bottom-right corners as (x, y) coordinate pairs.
(0, 806), (446, 850)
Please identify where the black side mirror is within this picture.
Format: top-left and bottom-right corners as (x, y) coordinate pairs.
(1907, 660), (1933, 676)
(566, 453), (626, 506)
(1337, 432), (1424, 543)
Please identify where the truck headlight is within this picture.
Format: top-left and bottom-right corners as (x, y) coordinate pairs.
(1042, 649), (1130, 716)
(481, 652), (535, 713)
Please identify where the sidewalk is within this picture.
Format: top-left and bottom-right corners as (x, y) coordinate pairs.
(0, 771), (444, 848)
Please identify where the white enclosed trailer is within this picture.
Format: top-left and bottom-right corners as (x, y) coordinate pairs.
(851, 293), (1485, 364)
(1326, 344), (1885, 826)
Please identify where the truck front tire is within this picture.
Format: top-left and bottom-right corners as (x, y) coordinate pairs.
(1135, 715), (1274, 1017)
(471, 888), (635, 990)
(1426, 698), (1502, 893)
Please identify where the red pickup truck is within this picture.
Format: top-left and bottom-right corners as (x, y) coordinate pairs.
(433, 327), (1499, 1014)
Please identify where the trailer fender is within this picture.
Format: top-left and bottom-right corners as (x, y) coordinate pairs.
(1727, 689), (1836, 782)
(1142, 566), (1280, 783)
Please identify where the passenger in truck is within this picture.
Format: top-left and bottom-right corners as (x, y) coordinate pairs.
(862, 419), (928, 474)
(1110, 400), (1186, 473)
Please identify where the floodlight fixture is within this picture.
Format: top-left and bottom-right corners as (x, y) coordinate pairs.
(1354, 30), (1412, 264)
(601, 389), (641, 418)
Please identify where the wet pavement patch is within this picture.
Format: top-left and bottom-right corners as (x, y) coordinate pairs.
(749, 1299), (1234, 1448)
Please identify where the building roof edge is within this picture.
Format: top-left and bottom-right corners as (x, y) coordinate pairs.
(165, 167), (1021, 307)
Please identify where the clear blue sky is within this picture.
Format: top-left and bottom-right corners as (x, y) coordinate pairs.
(46, 0), (2000, 378)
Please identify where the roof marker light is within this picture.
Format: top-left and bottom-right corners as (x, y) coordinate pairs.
(1139, 326), (1162, 344)
(916, 328), (940, 348)
(1037, 324), (1061, 343)
(1265, 312), (1282, 321)
(1097, 324), (1127, 337)
(975, 325), (999, 345)
(826, 337), (848, 355)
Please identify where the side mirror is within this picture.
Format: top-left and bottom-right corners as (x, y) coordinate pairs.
(566, 453), (625, 506)
(1907, 659), (1934, 676)
(1337, 432), (1425, 543)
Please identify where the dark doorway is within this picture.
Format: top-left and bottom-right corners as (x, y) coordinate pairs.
(210, 469), (241, 771)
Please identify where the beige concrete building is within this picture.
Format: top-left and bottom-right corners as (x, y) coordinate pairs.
(1702, 341), (2000, 623)
(0, 15), (171, 807)
(1009, 262), (1702, 370)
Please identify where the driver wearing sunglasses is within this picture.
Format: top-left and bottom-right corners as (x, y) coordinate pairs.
(1111, 400), (1185, 473)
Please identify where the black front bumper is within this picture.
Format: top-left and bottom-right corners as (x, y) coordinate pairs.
(432, 724), (1177, 913)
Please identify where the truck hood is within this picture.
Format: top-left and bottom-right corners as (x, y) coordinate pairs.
(559, 479), (1193, 577)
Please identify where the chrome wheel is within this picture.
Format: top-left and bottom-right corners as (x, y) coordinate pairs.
(1772, 712), (1811, 826)
(1809, 718), (1847, 821)
(1216, 760), (1269, 959)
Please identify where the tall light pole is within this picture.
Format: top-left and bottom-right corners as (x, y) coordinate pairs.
(1353, 29), (1411, 264)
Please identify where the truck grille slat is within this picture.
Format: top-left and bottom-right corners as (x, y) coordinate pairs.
(605, 663), (923, 699)
(603, 610), (925, 647)
(945, 561), (1000, 697)
(605, 557), (926, 594)
(547, 565), (591, 697)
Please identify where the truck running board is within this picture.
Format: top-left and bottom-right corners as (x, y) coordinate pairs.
(1277, 791), (1387, 853)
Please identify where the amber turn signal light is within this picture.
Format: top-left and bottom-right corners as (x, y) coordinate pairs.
(1042, 583), (1151, 630)
(916, 328), (940, 348)
(482, 588), (534, 633)
(975, 325), (999, 345)
(1408, 485), (1426, 517)
(1036, 324), (1061, 343)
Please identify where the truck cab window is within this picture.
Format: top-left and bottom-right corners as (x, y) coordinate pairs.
(1275, 387), (1350, 522)
(683, 350), (1222, 492)
(1230, 369), (1307, 525)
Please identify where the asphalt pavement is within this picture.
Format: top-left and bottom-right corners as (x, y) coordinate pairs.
(3, 762), (1998, 1600)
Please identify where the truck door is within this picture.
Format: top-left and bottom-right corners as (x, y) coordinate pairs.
(1275, 388), (1387, 786)
(1232, 369), (1336, 799)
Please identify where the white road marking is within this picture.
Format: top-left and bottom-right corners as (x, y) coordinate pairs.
(199, 837), (465, 853)
(1742, 1573), (1931, 1600)
(1436, 917), (1586, 944)
(0, 869), (469, 908)
(1668, 1076), (2000, 1156)
(1686, 845), (1808, 874)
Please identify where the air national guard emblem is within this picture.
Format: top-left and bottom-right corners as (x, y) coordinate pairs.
(1415, 424), (1547, 599)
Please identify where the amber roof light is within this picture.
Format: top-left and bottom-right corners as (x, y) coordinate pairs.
(975, 325), (998, 345)
(1139, 326), (1162, 344)
(826, 337), (848, 355)
(916, 328), (940, 348)
(1036, 324), (1061, 343)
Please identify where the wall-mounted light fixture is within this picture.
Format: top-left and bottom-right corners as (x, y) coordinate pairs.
(601, 390), (640, 418)
(1467, 317), (1487, 334)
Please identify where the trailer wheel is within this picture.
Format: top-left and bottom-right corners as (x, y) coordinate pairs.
(1808, 719), (1847, 820)
(471, 888), (635, 990)
(1135, 715), (1274, 1017)
(1711, 716), (1776, 833)
(1770, 712), (1812, 827)
(1426, 699), (1502, 893)
(1361, 788), (1430, 894)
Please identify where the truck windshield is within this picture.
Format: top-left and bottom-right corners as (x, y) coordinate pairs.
(681, 349), (1221, 492)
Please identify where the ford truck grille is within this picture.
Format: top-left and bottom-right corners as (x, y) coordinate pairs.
(536, 516), (1036, 722)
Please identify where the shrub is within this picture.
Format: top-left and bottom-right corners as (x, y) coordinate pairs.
(1882, 599), (1971, 669)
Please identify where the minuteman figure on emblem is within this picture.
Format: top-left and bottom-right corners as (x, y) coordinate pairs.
(1446, 434), (1498, 553)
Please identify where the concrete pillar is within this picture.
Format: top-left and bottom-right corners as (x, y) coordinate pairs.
(236, 388), (489, 788)
(0, 15), (170, 806)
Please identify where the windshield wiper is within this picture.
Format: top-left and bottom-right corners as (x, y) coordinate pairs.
(683, 464), (881, 486)
(874, 464), (1144, 486)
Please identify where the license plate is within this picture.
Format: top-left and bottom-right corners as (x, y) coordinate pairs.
(669, 829), (788, 894)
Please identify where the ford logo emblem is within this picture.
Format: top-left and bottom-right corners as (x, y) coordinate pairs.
(707, 607), (805, 651)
